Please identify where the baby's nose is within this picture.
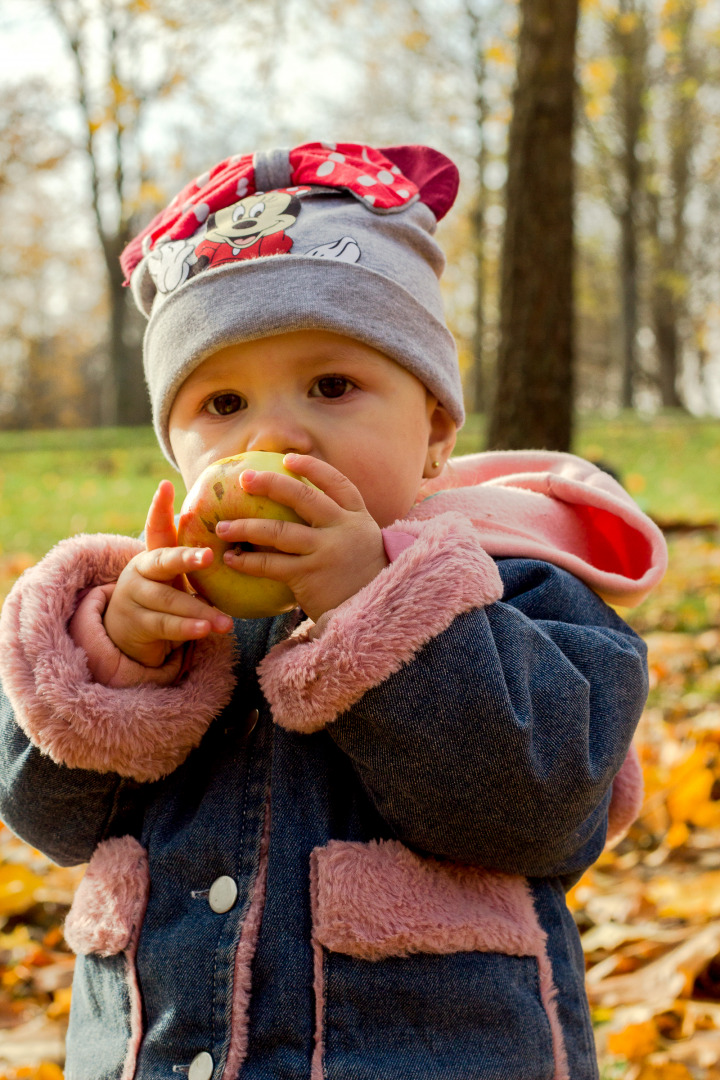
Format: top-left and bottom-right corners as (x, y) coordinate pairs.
(245, 423), (313, 458)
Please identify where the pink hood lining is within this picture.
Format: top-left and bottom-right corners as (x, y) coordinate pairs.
(0, 533), (237, 782)
(412, 451), (667, 606)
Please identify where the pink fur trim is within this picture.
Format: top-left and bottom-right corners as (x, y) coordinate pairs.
(536, 936), (571, 1080)
(121, 930), (145, 1080)
(309, 850), (325, 1080)
(310, 839), (568, 1080)
(64, 836), (149, 1080)
(313, 839), (542, 959)
(258, 513), (503, 733)
(606, 743), (644, 848)
(0, 533), (237, 782)
(415, 451), (667, 606)
(69, 583), (185, 687)
(221, 796), (272, 1080)
(64, 836), (149, 957)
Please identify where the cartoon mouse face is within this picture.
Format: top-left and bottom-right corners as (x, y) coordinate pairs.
(204, 191), (301, 249)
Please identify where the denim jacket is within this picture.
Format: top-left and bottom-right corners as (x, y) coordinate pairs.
(0, 452), (666, 1080)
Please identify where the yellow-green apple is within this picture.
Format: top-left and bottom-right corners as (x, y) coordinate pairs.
(177, 450), (312, 619)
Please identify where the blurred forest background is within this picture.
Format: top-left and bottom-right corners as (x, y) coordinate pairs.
(1, 1), (720, 1079)
(1, 0), (720, 443)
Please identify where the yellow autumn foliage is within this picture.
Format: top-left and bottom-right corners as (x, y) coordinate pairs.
(0, 1067), (64, 1080)
(607, 1018), (661, 1058)
(0, 864), (45, 917)
(46, 986), (72, 1020)
(646, 872), (720, 919)
(667, 767), (720, 827)
(637, 1066), (694, 1080)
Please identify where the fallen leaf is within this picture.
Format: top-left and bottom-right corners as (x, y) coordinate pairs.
(636, 1065), (694, 1080)
(647, 871), (720, 919)
(0, 867), (45, 918)
(660, 1028), (720, 1067)
(588, 922), (720, 1009)
(607, 1018), (660, 1058)
(45, 987), (71, 1021)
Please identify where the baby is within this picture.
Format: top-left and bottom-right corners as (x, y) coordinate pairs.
(0, 141), (666, 1080)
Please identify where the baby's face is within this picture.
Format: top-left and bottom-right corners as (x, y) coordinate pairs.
(168, 330), (456, 528)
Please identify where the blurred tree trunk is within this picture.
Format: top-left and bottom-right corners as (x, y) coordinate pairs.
(50, 0), (149, 426)
(48, 0), (284, 427)
(645, 0), (697, 410)
(488, 0), (579, 451)
(105, 234), (144, 425)
(465, 0), (491, 415)
(613, 0), (649, 409)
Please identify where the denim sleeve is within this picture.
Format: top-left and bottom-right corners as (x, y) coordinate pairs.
(0, 687), (146, 867)
(328, 558), (648, 879)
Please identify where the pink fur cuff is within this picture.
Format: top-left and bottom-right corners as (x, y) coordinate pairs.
(64, 835), (149, 957)
(0, 533), (237, 782)
(258, 512), (503, 733)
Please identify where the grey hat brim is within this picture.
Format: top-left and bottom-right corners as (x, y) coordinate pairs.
(147, 256), (464, 467)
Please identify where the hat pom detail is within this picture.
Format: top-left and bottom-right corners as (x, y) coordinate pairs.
(381, 145), (459, 222)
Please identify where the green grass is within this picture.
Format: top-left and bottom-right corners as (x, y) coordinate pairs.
(0, 426), (169, 560)
(0, 413), (717, 566)
(455, 411), (719, 526)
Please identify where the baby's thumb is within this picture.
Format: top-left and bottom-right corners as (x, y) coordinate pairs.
(145, 480), (178, 551)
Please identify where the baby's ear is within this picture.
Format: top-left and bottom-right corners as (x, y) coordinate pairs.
(379, 145), (460, 221)
(427, 400), (457, 470)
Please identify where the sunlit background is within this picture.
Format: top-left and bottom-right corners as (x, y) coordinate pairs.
(1, 0), (720, 431)
(0, 2), (720, 1078)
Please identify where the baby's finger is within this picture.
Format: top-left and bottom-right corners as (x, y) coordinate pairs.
(145, 481), (178, 551)
(131, 576), (234, 634)
(284, 454), (366, 513)
(216, 517), (313, 555)
(134, 544), (214, 583)
(222, 547), (297, 582)
(239, 467), (345, 527)
(139, 609), (224, 645)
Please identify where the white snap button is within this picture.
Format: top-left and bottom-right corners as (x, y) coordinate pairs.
(188, 1051), (213, 1080)
(208, 875), (238, 914)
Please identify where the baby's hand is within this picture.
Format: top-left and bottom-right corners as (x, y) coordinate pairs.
(103, 480), (234, 667)
(215, 455), (388, 623)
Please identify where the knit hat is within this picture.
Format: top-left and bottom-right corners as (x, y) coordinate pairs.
(122, 141), (464, 466)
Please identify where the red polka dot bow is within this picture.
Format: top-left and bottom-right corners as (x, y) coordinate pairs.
(120, 142), (452, 284)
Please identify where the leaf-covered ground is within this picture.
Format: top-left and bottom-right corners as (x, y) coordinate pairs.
(577, 531), (720, 1079)
(0, 422), (718, 1076)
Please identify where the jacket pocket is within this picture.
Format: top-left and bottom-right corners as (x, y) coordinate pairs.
(310, 839), (569, 1080)
(64, 836), (149, 1080)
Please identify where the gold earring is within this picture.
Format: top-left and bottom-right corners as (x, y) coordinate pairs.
(432, 460), (440, 469)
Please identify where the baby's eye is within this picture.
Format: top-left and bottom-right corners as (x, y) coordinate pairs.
(311, 376), (355, 399)
(205, 393), (245, 416)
